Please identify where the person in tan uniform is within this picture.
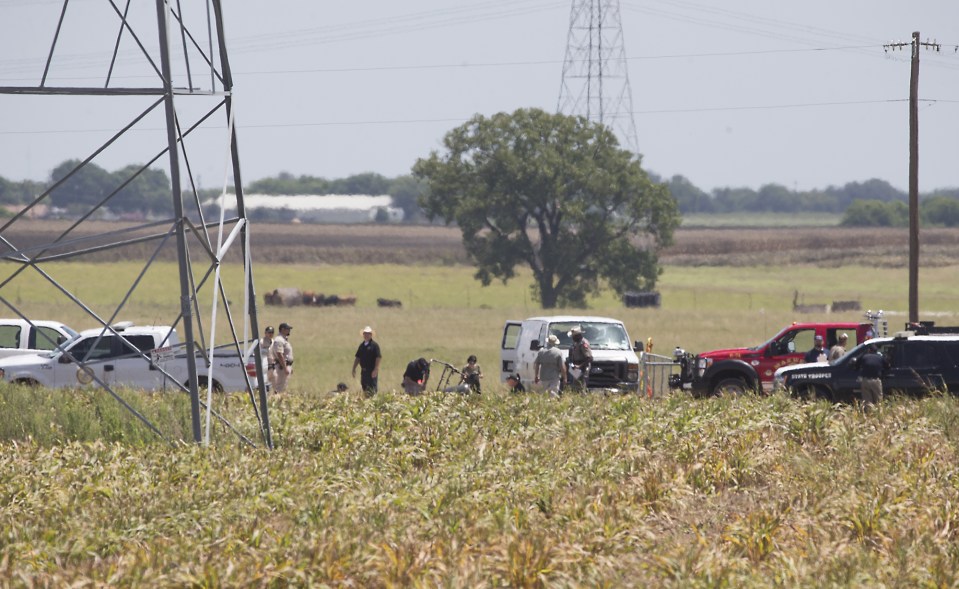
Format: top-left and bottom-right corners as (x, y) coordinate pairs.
(271, 322), (294, 393)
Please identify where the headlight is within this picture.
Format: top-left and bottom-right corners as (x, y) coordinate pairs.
(627, 363), (639, 381)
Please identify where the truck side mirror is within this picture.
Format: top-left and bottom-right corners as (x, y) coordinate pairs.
(58, 354), (73, 364)
(634, 340), (642, 351)
(530, 339), (541, 351)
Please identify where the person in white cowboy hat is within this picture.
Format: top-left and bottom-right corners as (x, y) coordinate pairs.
(566, 325), (593, 390)
(534, 334), (567, 397)
(352, 325), (382, 396)
(828, 332), (849, 363)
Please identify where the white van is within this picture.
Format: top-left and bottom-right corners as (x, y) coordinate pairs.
(501, 316), (641, 392)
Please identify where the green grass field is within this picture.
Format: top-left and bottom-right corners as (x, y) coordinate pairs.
(2, 256), (959, 585)
(3, 260), (956, 392)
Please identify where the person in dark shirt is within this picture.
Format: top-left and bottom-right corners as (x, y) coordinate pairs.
(403, 357), (430, 395)
(804, 334), (828, 363)
(506, 373), (526, 394)
(858, 345), (887, 408)
(352, 326), (382, 396)
(459, 354), (483, 394)
(567, 326), (593, 390)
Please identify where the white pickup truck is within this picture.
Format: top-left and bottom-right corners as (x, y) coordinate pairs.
(0, 319), (79, 360)
(0, 322), (259, 392)
(501, 315), (642, 392)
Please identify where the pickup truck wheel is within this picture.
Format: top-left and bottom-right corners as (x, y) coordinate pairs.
(14, 378), (40, 387)
(810, 385), (833, 402)
(791, 384), (833, 402)
(191, 378), (224, 394)
(713, 377), (749, 397)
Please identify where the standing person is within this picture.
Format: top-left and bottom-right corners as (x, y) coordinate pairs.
(259, 325), (277, 390)
(804, 335), (827, 363)
(567, 326), (593, 390)
(858, 344), (886, 409)
(828, 333), (849, 363)
(459, 354), (483, 394)
(534, 334), (567, 397)
(352, 325), (382, 396)
(402, 357), (430, 395)
(271, 322), (294, 393)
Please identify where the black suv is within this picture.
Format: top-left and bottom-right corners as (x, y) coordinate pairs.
(774, 333), (959, 402)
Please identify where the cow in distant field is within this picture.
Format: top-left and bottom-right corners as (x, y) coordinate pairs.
(302, 291), (316, 306)
(336, 295), (357, 307)
(377, 298), (402, 308)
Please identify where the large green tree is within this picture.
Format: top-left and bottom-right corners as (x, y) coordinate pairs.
(413, 108), (679, 308)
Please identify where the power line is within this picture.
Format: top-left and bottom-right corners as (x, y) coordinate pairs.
(6, 40), (956, 83)
(5, 97), (954, 137)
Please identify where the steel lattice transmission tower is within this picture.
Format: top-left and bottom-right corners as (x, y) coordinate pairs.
(557, 0), (640, 153)
(0, 1), (271, 447)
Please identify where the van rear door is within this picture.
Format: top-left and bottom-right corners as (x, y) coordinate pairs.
(501, 321), (522, 382)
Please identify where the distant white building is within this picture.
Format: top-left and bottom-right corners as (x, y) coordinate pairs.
(206, 194), (404, 223)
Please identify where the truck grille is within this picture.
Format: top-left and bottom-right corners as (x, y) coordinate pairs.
(588, 361), (625, 387)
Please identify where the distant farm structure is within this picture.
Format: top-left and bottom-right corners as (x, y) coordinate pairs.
(205, 194), (404, 224)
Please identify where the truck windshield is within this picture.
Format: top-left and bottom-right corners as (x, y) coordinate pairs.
(547, 322), (631, 351)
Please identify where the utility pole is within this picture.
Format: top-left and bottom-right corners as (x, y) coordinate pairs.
(557, 0), (640, 154)
(884, 32), (940, 324)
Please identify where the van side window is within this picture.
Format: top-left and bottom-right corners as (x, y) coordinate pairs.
(502, 324), (521, 350)
(0, 325), (21, 349)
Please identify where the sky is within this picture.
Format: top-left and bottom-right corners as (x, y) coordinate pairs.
(1, 0), (958, 194)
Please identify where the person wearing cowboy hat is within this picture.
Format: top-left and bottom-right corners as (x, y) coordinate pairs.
(272, 322), (294, 393)
(828, 332), (849, 363)
(352, 325), (382, 396)
(259, 325), (277, 390)
(567, 325), (593, 391)
(534, 333), (567, 397)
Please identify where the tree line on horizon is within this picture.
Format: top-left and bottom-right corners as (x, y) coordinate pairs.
(2, 159), (958, 227)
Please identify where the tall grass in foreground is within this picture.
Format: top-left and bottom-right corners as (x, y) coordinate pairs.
(2, 387), (959, 586)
